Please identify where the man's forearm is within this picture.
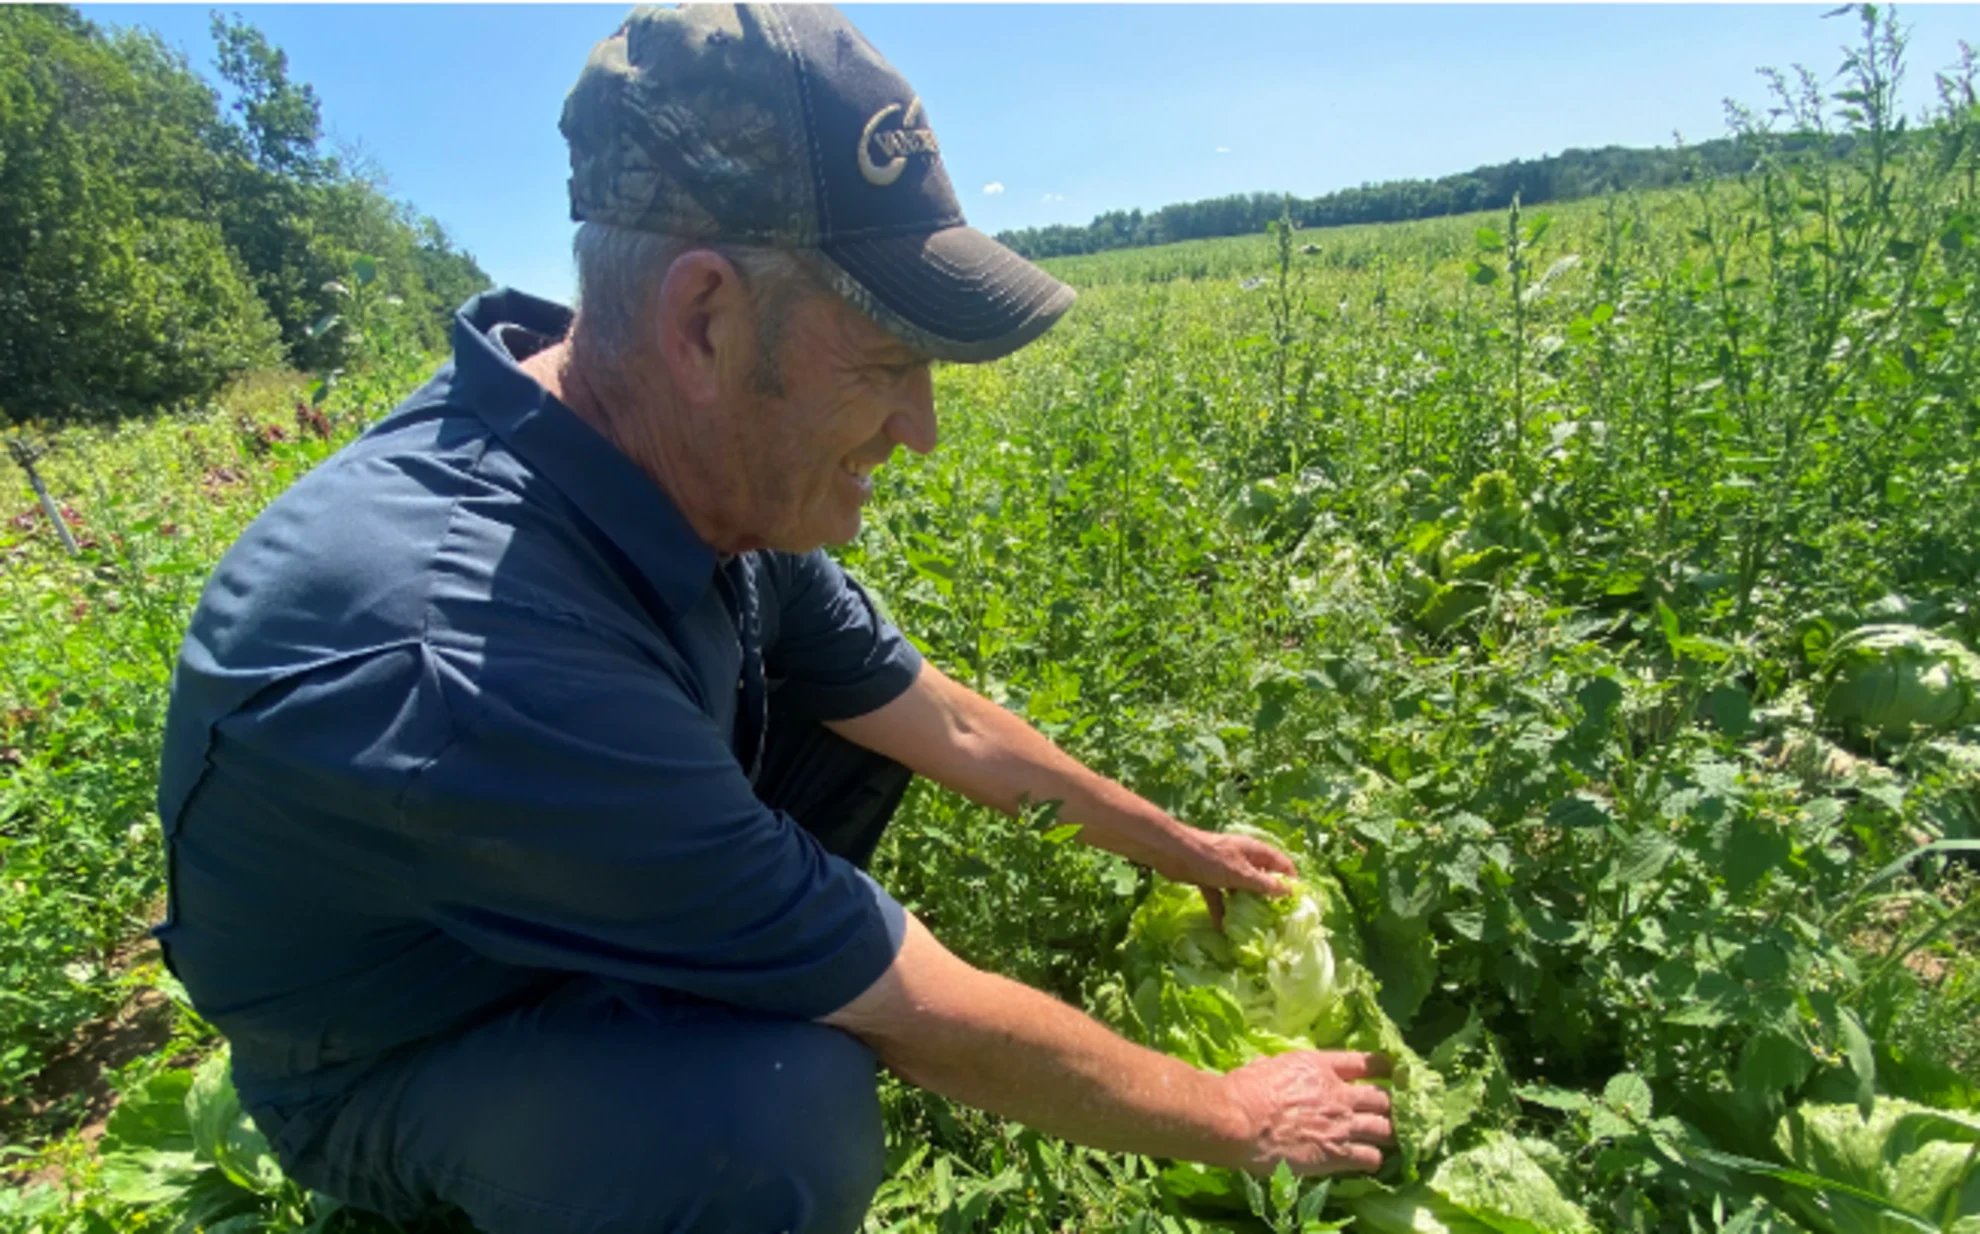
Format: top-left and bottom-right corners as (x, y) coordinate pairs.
(823, 916), (1250, 1167)
(828, 662), (1198, 869)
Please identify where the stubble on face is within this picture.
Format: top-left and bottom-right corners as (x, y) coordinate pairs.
(556, 274), (936, 559)
(731, 292), (935, 554)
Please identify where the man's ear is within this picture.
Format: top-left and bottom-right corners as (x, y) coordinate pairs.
(653, 249), (753, 405)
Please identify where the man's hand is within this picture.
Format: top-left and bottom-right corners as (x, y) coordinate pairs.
(1220, 1051), (1395, 1175)
(830, 664), (1306, 905)
(1152, 829), (1298, 929)
(824, 914), (1392, 1178)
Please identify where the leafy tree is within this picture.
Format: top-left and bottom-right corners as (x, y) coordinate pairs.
(0, 6), (489, 425)
(997, 130), (1888, 259)
(0, 7), (280, 425)
(209, 11), (325, 180)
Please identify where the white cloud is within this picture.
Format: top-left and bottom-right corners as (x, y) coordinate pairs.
(982, 181), (1006, 195)
(1215, 145), (1231, 154)
(1041, 192), (1065, 203)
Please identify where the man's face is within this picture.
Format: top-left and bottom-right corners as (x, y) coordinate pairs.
(729, 290), (937, 553)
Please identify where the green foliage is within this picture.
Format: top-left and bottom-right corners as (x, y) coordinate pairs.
(0, 281), (430, 1106)
(1821, 624), (1980, 744)
(209, 13), (326, 179)
(0, 7), (283, 425)
(1768, 1099), (1980, 1232)
(3, 10), (1979, 1233)
(999, 126), (1921, 260)
(0, 6), (488, 427)
(1338, 1132), (1598, 1234)
(846, 17), (1980, 1215)
(1120, 852), (1463, 1199)
(79, 1045), (464, 1233)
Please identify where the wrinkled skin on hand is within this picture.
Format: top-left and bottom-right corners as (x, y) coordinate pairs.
(1222, 1050), (1396, 1176)
(1154, 830), (1299, 929)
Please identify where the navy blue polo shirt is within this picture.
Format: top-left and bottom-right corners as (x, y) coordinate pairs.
(155, 288), (917, 1102)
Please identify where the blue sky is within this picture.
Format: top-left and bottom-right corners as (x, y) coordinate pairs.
(82, 4), (1980, 303)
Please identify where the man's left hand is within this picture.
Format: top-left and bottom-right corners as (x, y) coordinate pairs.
(1153, 830), (1298, 930)
(823, 662), (1301, 929)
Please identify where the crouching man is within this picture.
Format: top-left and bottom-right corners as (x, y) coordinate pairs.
(154, 6), (1393, 1231)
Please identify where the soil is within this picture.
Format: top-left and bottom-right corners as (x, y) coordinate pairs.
(0, 936), (181, 1189)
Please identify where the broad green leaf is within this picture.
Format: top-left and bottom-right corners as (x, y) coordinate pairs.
(1724, 817), (1790, 897)
(1685, 1144), (1941, 1234)
(1616, 829), (1678, 885)
(1664, 1000), (1732, 1029)
(1738, 938), (1791, 984)
(1340, 1132), (1597, 1233)
(172, 1168), (260, 1228)
(1603, 1071), (1654, 1120)
(1297, 1179), (1333, 1222)
(101, 1067), (195, 1155)
(1674, 634), (1736, 663)
(1706, 683), (1755, 738)
(1656, 600), (1683, 648)
(96, 1147), (201, 1206)
(1272, 1158), (1299, 1216)
(1518, 1084), (1594, 1113)
(1576, 677), (1623, 729)
(1736, 1031), (1815, 1103)
(1764, 1098), (1980, 1232)
(1836, 1007), (1877, 1120)
(1861, 781), (1908, 814)
(1589, 1105), (1633, 1141)
(1526, 903), (1583, 946)
(188, 1052), (287, 1195)
(1546, 793), (1612, 830)
(908, 551), (958, 582)
(1445, 909), (1485, 941)
(933, 1153), (954, 1209)
(1242, 1168), (1269, 1219)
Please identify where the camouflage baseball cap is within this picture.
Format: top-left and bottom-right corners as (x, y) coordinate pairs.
(561, 4), (1075, 363)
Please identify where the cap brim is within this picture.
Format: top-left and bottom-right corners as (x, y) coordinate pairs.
(816, 226), (1076, 364)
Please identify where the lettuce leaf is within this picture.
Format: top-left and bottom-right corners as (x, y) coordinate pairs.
(1823, 624), (1980, 741)
(1339, 1132), (1599, 1234)
(1771, 1099), (1980, 1233)
(1122, 831), (1468, 1200)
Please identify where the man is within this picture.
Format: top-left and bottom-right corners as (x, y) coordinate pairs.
(155, 6), (1394, 1231)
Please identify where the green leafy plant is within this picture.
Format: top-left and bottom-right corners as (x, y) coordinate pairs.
(1822, 624), (1980, 745)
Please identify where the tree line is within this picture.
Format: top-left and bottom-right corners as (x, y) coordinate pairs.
(995, 132), (1871, 261)
(0, 6), (490, 426)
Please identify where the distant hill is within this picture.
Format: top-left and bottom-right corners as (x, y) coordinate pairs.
(995, 131), (1865, 260)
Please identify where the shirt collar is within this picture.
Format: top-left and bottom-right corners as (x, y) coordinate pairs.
(449, 288), (717, 616)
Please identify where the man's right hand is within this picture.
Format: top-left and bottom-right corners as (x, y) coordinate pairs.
(1218, 1050), (1395, 1175)
(821, 911), (1393, 1177)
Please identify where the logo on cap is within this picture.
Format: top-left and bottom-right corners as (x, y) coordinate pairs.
(858, 97), (939, 188)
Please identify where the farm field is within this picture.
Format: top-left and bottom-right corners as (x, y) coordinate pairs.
(4, 25), (1980, 1233)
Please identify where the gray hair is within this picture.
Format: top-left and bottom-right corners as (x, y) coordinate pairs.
(571, 221), (829, 395)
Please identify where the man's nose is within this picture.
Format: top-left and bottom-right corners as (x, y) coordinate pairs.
(886, 367), (938, 456)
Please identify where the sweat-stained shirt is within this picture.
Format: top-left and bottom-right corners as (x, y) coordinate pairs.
(154, 288), (919, 1132)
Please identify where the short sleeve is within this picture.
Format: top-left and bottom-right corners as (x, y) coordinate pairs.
(763, 551), (922, 721)
(399, 625), (907, 1020)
